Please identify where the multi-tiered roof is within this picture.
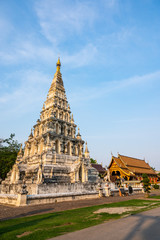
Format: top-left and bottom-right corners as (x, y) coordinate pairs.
(108, 154), (157, 182)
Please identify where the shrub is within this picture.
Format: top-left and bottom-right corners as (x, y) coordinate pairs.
(142, 173), (151, 194)
(153, 184), (159, 189)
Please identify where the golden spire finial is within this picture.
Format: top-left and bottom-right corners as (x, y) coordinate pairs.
(56, 57), (61, 73)
(71, 113), (74, 123)
(17, 144), (23, 156)
(76, 127), (81, 139)
(85, 141), (89, 153)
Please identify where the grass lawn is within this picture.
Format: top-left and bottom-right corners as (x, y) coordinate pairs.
(1, 199), (160, 240)
(149, 195), (160, 199)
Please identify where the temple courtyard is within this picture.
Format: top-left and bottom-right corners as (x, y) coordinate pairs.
(1, 190), (160, 239)
(0, 191), (146, 221)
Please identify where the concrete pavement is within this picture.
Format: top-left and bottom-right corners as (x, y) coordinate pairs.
(51, 207), (160, 240)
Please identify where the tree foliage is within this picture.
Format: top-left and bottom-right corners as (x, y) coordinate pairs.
(90, 158), (97, 164)
(141, 173), (151, 194)
(0, 134), (21, 180)
(153, 184), (159, 189)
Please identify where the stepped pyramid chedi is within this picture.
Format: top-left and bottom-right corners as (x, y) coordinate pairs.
(0, 59), (99, 206)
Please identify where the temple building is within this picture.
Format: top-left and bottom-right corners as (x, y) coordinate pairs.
(0, 59), (99, 206)
(91, 163), (106, 177)
(108, 154), (158, 183)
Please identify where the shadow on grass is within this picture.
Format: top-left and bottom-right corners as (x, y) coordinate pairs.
(0, 213), (62, 235)
(0, 207), (54, 221)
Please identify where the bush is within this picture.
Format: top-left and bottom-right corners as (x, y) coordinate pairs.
(142, 173), (151, 194)
(153, 184), (159, 189)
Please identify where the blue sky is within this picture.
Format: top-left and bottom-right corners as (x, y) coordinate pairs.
(0, 0), (160, 169)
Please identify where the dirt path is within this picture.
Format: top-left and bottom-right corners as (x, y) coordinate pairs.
(0, 191), (159, 221)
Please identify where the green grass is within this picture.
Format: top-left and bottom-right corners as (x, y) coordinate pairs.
(149, 195), (160, 199)
(1, 199), (160, 240)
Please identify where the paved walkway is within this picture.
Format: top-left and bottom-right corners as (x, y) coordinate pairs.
(0, 190), (159, 221)
(51, 207), (160, 240)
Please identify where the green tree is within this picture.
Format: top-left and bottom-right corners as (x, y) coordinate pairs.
(0, 133), (20, 152)
(0, 134), (21, 180)
(141, 173), (151, 197)
(90, 158), (97, 164)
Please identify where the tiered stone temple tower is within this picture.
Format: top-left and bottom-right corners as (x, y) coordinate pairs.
(0, 59), (99, 206)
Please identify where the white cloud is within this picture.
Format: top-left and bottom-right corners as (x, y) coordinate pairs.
(0, 70), (50, 114)
(0, 0), (129, 69)
(1, 65), (153, 109)
(0, 40), (58, 65)
(69, 70), (160, 104)
(62, 44), (97, 68)
(35, 0), (97, 43)
(0, 39), (97, 68)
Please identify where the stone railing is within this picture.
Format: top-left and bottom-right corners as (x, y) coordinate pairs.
(100, 181), (143, 197)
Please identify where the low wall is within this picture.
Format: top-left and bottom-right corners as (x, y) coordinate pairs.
(132, 187), (143, 193)
(0, 182), (99, 206)
(110, 187), (143, 196)
(27, 191), (99, 205)
(0, 191), (99, 206)
(0, 194), (17, 205)
(0, 183), (37, 195)
(123, 180), (143, 188)
(37, 182), (97, 194)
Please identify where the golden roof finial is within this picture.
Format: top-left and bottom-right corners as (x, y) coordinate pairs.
(17, 144), (23, 156)
(77, 127), (81, 139)
(85, 141), (89, 153)
(56, 57), (61, 73)
(71, 113), (74, 123)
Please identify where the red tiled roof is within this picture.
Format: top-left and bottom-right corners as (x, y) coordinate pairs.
(91, 164), (106, 174)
